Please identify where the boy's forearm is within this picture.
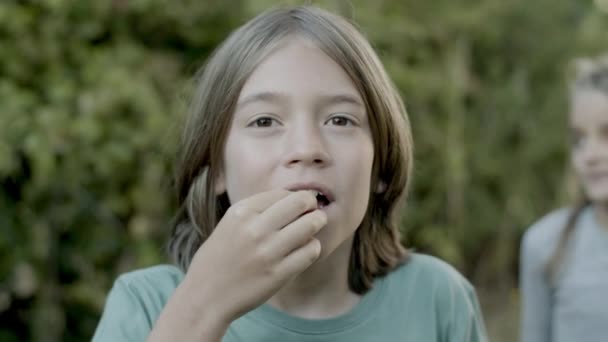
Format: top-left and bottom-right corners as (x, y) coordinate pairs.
(147, 280), (230, 342)
(147, 315), (226, 342)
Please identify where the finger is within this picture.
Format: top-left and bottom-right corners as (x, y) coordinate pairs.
(267, 209), (327, 257)
(274, 238), (322, 279)
(254, 190), (318, 233)
(227, 189), (291, 219)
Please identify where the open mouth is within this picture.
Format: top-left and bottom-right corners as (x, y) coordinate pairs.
(315, 191), (331, 209)
(285, 183), (335, 209)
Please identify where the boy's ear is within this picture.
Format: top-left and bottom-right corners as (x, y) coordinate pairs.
(214, 169), (226, 195)
(375, 180), (387, 194)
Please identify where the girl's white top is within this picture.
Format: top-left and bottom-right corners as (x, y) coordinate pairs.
(520, 206), (608, 342)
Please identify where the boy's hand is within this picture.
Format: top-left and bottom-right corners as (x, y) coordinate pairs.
(185, 189), (326, 325)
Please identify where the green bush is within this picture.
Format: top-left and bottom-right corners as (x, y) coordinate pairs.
(0, 1), (243, 340)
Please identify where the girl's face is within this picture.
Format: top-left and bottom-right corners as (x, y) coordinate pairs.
(219, 38), (375, 260)
(570, 89), (608, 204)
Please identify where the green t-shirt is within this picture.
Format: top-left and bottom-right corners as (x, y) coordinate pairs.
(92, 253), (487, 341)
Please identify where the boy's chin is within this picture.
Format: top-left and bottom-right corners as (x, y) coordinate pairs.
(316, 234), (356, 262)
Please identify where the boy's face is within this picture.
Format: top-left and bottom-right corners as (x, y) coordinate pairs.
(219, 39), (375, 260)
(570, 89), (608, 204)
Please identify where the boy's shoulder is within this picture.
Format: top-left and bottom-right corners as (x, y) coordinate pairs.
(92, 264), (186, 341)
(384, 253), (483, 327)
(387, 252), (475, 296)
(115, 264), (185, 297)
(372, 253), (487, 340)
(392, 252), (469, 281)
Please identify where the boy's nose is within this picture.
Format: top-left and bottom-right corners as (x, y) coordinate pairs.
(283, 126), (331, 168)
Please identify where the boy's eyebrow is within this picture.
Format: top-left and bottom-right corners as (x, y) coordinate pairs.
(237, 91), (288, 109)
(317, 93), (364, 108)
(236, 91), (364, 109)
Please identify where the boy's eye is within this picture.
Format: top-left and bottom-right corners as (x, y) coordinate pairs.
(248, 117), (277, 127)
(327, 115), (354, 126)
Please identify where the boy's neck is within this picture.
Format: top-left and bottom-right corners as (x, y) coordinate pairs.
(266, 236), (361, 319)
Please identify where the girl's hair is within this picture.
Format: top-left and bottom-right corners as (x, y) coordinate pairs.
(169, 6), (413, 294)
(544, 198), (590, 284)
(545, 54), (608, 284)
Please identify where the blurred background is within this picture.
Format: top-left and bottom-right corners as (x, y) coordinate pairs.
(1, 0), (607, 341)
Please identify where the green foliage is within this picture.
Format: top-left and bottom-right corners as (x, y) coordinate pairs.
(0, 1), (244, 341)
(1, 0), (607, 340)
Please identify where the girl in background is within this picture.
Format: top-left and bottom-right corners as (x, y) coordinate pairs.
(93, 6), (487, 342)
(520, 55), (608, 342)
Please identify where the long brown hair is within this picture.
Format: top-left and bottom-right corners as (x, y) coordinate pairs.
(544, 198), (590, 284)
(169, 5), (413, 294)
(545, 55), (608, 284)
